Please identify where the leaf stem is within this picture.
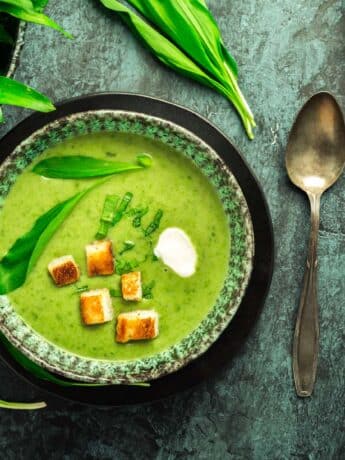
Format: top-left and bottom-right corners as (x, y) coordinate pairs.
(0, 400), (46, 410)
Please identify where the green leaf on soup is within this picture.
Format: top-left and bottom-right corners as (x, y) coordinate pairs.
(0, 181), (103, 295)
(32, 155), (152, 179)
(0, 76), (55, 113)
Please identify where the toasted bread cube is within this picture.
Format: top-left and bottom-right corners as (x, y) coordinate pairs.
(80, 288), (113, 325)
(48, 255), (80, 286)
(116, 310), (159, 343)
(86, 240), (114, 276)
(121, 271), (142, 301)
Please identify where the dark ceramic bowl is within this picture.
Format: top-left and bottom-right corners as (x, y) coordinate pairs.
(0, 105), (254, 384)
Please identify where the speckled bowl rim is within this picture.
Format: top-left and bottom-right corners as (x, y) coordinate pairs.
(0, 110), (254, 384)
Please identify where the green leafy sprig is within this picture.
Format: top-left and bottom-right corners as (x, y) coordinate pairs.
(99, 0), (255, 139)
(32, 154), (153, 179)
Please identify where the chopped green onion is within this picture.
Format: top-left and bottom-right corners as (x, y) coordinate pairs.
(95, 221), (110, 240)
(131, 206), (149, 228)
(143, 280), (155, 299)
(119, 240), (135, 255)
(110, 288), (122, 297)
(144, 209), (163, 236)
(95, 194), (119, 239)
(102, 194), (120, 223)
(73, 285), (89, 295)
(113, 192), (133, 226)
(116, 258), (139, 275)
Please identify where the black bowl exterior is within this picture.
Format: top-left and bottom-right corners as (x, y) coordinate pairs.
(0, 93), (274, 406)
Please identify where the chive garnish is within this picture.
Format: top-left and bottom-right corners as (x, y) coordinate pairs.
(112, 192), (133, 226)
(131, 206), (149, 228)
(116, 258), (139, 275)
(144, 209), (163, 236)
(143, 280), (155, 299)
(95, 194), (119, 239)
(119, 240), (135, 255)
(73, 285), (89, 295)
(110, 288), (122, 297)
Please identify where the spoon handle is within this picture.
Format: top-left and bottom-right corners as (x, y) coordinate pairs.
(293, 193), (320, 397)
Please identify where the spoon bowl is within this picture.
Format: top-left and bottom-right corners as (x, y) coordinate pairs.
(286, 92), (345, 194)
(285, 92), (345, 397)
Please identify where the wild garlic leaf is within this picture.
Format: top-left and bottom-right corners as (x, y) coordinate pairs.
(0, 399), (46, 410)
(126, 0), (238, 83)
(0, 2), (73, 38)
(99, 0), (255, 138)
(0, 76), (55, 113)
(0, 183), (100, 295)
(31, 0), (49, 12)
(99, 1), (232, 100)
(32, 155), (151, 179)
(0, 0), (34, 10)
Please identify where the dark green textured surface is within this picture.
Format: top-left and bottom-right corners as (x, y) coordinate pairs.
(0, 0), (344, 458)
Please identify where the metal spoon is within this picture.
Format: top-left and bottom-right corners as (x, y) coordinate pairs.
(285, 92), (345, 397)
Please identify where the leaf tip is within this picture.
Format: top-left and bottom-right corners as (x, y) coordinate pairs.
(137, 153), (153, 168)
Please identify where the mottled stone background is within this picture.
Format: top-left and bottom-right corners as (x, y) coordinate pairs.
(0, 1), (344, 458)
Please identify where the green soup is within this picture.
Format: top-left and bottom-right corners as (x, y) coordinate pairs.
(0, 132), (230, 361)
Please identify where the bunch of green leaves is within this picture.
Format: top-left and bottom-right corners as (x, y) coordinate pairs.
(99, 0), (255, 139)
(0, 0), (72, 122)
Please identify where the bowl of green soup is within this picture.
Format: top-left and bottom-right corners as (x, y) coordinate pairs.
(0, 99), (254, 384)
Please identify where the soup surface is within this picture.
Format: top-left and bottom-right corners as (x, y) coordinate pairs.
(0, 132), (230, 361)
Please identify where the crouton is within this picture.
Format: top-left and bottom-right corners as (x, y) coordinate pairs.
(80, 288), (113, 325)
(48, 255), (80, 286)
(116, 310), (159, 343)
(121, 271), (142, 301)
(86, 240), (114, 276)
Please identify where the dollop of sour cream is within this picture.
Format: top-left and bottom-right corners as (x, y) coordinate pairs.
(154, 227), (197, 277)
